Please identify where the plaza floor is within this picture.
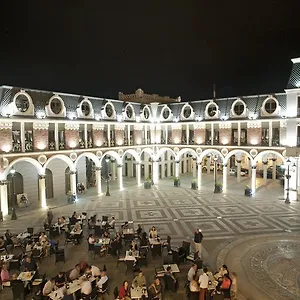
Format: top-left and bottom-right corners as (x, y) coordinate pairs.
(1, 174), (300, 300)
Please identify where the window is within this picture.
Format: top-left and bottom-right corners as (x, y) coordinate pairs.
(15, 94), (29, 112)
(183, 106), (192, 118)
(233, 102), (244, 116)
(126, 106), (133, 119)
(264, 99), (277, 114)
(207, 104), (217, 117)
(105, 104), (114, 117)
(144, 108), (150, 120)
(81, 101), (91, 116)
(162, 108), (170, 120)
(50, 98), (62, 114)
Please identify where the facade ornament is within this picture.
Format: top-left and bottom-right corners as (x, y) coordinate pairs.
(37, 155), (47, 165)
(95, 167), (102, 171)
(69, 152), (77, 161)
(118, 149), (124, 156)
(93, 124), (105, 130)
(250, 149), (258, 157)
(65, 122), (80, 131)
(0, 157), (9, 169)
(96, 151), (103, 158)
(194, 123), (206, 130)
(33, 122), (49, 130)
(0, 121), (13, 130)
(219, 123), (232, 129)
(221, 148), (228, 156)
(247, 121), (262, 129)
(38, 174), (46, 179)
(69, 170), (77, 175)
(0, 180), (8, 185)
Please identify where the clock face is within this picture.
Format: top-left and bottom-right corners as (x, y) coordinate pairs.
(106, 104), (113, 117)
(126, 106), (133, 118)
(163, 108), (170, 119)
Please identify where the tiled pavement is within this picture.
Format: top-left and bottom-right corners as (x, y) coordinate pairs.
(1, 174), (300, 299)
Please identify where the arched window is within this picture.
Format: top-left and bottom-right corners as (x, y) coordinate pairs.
(81, 101), (91, 116)
(50, 98), (62, 114)
(15, 94), (30, 112)
(233, 102), (245, 116)
(105, 104), (114, 118)
(264, 98), (277, 114)
(126, 106), (133, 119)
(207, 104), (217, 117)
(183, 106), (192, 118)
(163, 108), (170, 119)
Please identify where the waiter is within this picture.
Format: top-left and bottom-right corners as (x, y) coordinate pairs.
(194, 228), (203, 258)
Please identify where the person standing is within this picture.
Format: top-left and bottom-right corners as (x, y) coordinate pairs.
(230, 272), (238, 300)
(194, 229), (203, 258)
(198, 268), (209, 300)
(47, 209), (53, 225)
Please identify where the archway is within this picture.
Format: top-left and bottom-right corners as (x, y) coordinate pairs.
(176, 148), (199, 179)
(7, 172), (23, 208)
(154, 147), (176, 181)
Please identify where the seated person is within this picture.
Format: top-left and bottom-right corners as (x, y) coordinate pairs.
(136, 224), (143, 236)
(69, 264), (81, 281)
(0, 236), (7, 249)
(5, 229), (14, 246)
(132, 270), (146, 287)
(88, 234), (95, 244)
(42, 277), (56, 296)
(0, 264), (11, 282)
(58, 216), (66, 225)
(96, 270), (109, 292)
(70, 212), (77, 225)
(119, 280), (130, 300)
(140, 232), (148, 247)
(85, 265), (101, 277)
(20, 194), (28, 204)
(102, 230), (110, 238)
(73, 222), (81, 232)
(55, 271), (66, 287)
(81, 276), (92, 298)
(148, 278), (162, 300)
(214, 265), (229, 280)
(39, 232), (50, 256)
(211, 285), (224, 300)
(130, 240), (138, 252)
(108, 216), (115, 229)
(149, 226), (158, 239)
(22, 256), (37, 272)
(95, 219), (102, 226)
(121, 221), (129, 229)
(25, 240), (34, 256)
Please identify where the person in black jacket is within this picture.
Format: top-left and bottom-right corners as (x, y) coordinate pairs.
(193, 229), (203, 258)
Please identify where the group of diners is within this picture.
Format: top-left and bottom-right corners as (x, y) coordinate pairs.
(187, 263), (237, 300)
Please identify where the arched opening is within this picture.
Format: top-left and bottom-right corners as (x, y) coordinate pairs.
(176, 148), (198, 183)
(122, 153), (137, 186)
(45, 168), (53, 199)
(7, 172), (23, 208)
(156, 148), (176, 180)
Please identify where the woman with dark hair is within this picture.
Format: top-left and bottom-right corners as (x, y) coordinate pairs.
(119, 280), (131, 300)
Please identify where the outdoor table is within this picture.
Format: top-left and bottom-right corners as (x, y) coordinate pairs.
(94, 238), (110, 246)
(123, 228), (134, 235)
(70, 229), (82, 235)
(163, 264), (180, 273)
(149, 238), (161, 245)
(131, 286), (148, 299)
(17, 232), (31, 240)
(1, 254), (14, 263)
(17, 271), (36, 282)
(125, 250), (140, 261)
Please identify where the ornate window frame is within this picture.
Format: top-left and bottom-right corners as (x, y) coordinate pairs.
(102, 101), (116, 119)
(180, 103), (195, 121)
(160, 105), (173, 121)
(77, 98), (94, 119)
(261, 95), (281, 116)
(205, 101), (220, 119)
(45, 95), (66, 117)
(230, 98), (248, 118)
(122, 103), (135, 121)
(12, 90), (34, 116)
(140, 105), (151, 122)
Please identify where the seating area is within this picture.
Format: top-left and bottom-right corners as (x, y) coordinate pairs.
(0, 211), (237, 300)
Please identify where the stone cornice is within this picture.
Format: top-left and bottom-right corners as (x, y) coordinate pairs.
(92, 124), (105, 130)
(194, 123), (206, 130)
(219, 123), (232, 129)
(0, 121), (13, 130)
(247, 121), (262, 129)
(33, 122), (49, 130)
(65, 123), (80, 131)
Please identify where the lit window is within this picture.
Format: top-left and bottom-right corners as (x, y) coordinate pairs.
(183, 106), (191, 118)
(162, 108), (170, 119)
(15, 95), (29, 112)
(50, 98), (62, 114)
(233, 102), (244, 116)
(144, 108), (150, 119)
(264, 99), (277, 114)
(207, 104), (217, 117)
(126, 106), (133, 118)
(105, 104), (114, 117)
(81, 101), (91, 116)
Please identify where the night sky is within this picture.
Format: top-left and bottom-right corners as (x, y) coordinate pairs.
(1, 1), (300, 101)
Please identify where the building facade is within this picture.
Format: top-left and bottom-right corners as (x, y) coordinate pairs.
(0, 58), (300, 216)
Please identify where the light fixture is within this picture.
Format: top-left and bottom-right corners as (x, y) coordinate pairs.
(10, 168), (16, 175)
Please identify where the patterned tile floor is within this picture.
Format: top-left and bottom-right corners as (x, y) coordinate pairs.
(1, 174), (300, 299)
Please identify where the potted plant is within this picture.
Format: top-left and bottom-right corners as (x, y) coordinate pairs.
(144, 177), (152, 189)
(174, 176), (180, 187)
(245, 185), (252, 197)
(67, 191), (76, 204)
(191, 178), (198, 190)
(214, 182), (222, 193)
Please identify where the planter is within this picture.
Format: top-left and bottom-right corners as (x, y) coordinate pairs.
(214, 185), (222, 193)
(144, 181), (152, 189)
(191, 182), (198, 190)
(174, 180), (181, 187)
(245, 188), (252, 197)
(67, 195), (76, 204)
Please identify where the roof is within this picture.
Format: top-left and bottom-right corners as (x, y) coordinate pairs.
(287, 58), (300, 89)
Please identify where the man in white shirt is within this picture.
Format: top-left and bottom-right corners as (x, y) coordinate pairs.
(198, 268), (209, 300)
(86, 265), (101, 277)
(108, 216), (115, 229)
(69, 264), (81, 281)
(42, 278), (55, 296)
(187, 264), (198, 282)
(97, 270), (109, 292)
(81, 277), (92, 297)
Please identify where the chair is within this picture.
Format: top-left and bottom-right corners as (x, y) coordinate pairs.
(182, 241), (191, 256)
(89, 288), (98, 300)
(64, 232), (75, 245)
(11, 279), (25, 300)
(55, 249), (65, 264)
(151, 244), (162, 257)
(125, 260), (135, 275)
(113, 287), (119, 299)
(94, 245), (101, 259)
(88, 243), (94, 252)
(98, 279), (109, 298)
(9, 259), (20, 271)
(27, 227), (34, 235)
(172, 249), (185, 265)
(32, 248), (43, 262)
(164, 274), (177, 292)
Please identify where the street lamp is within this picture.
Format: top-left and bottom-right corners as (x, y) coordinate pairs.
(285, 159), (296, 204)
(213, 155), (218, 193)
(105, 157), (110, 196)
(10, 168), (17, 220)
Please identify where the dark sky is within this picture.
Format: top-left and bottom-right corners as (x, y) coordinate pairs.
(1, 1), (300, 101)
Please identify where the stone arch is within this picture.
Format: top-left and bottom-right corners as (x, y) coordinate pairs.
(255, 150), (285, 163)
(99, 150), (122, 165)
(140, 147), (154, 160)
(156, 147), (176, 160)
(3, 157), (44, 179)
(43, 154), (75, 172)
(176, 148), (198, 161)
(199, 149), (224, 163)
(122, 149), (141, 163)
(75, 152), (100, 168)
(224, 149), (253, 165)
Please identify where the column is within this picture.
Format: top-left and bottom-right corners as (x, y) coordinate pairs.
(222, 163), (228, 191)
(107, 124), (111, 147)
(111, 160), (116, 180)
(165, 126), (168, 145)
(167, 152), (171, 177)
(161, 161), (165, 179)
(183, 155), (188, 173)
(179, 159), (182, 174)
(20, 121), (25, 152)
(69, 170), (77, 196)
(197, 162), (202, 190)
(136, 162), (141, 186)
(192, 159), (197, 178)
(84, 123), (88, 148)
(175, 161), (180, 178)
(251, 165), (257, 195)
(237, 122), (241, 146)
(144, 125), (147, 145)
(117, 164), (124, 190)
(211, 123), (214, 146)
(236, 160), (241, 183)
(0, 180), (8, 216)
(248, 158), (252, 178)
(38, 174), (47, 208)
(95, 167), (102, 195)
(127, 124), (131, 146)
(272, 159), (277, 179)
(207, 156), (211, 174)
(263, 161), (268, 184)
(54, 123), (59, 150)
(186, 124), (189, 145)
(269, 121), (273, 147)
(144, 153), (149, 179)
(127, 158), (133, 177)
(152, 160), (159, 184)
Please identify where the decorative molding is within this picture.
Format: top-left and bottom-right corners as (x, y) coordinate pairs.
(0, 157), (9, 168)
(38, 174), (46, 179)
(118, 149), (124, 156)
(247, 121), (262, 129)
(70, 152), (77, 161)
(236, 160), (242, 164)
(194, 123), (206, 130)
(219, 123), (232, 129)
(197, 162), (202, 166)
(0, 121), (13, 130)
(280, 120), (287, 128)
(65, 122), (80, 131)
(134, 124), (144, 130)
(38, 155), (47, 165)
(33, 122), (49, 130)
(95, 167), (101, 171)
(115, 123), (126, 131)
(221, 148), (228, 156)
(172, 124), (182, 130)
(263, 161), (268, 165)
(96, 151), (103, 158)
(173, 147), (179, 154)
(250, 149), (258, 157)
(117, 164), (123, 168)
(196, 148), (202, 155)
(252, 166), (257, 169)
(93, 124), (105, 130)
(0, 180), (8, 185)
(69, 170), (77, 175)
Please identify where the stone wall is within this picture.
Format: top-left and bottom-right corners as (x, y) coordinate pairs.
(194, 128), (205, 145)
(219, 128), (231, 146)
(0, 128), (12, 153)
(65, 129), (79, 150)
(247, 122), (262, 146)
(33, 129), (48, 151)
(133, 129), (143, 145)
